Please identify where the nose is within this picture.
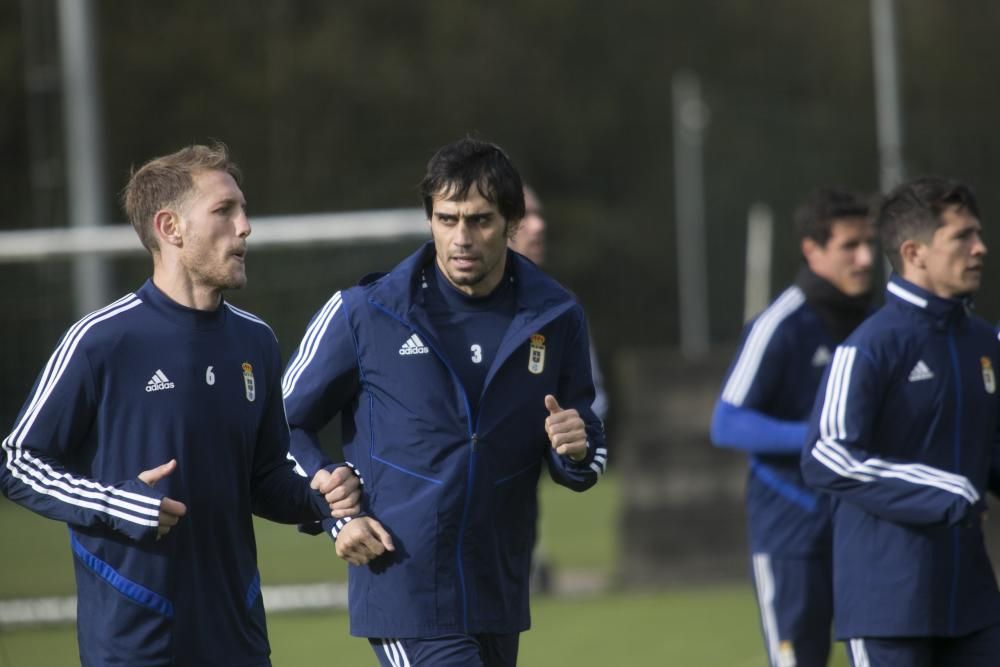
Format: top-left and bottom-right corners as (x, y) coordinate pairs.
(857, 241), (875, 268)
(968, 231), (986, 257)
(236, 210), (251, 239)
(453, 220), (472, 246)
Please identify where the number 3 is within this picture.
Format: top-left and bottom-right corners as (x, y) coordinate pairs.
(470, 344), (482, 364)
(206, 366), (215, 385)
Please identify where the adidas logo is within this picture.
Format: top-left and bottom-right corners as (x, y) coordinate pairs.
(908, 360), (934, 382)
(398, 334), (430, 356)
(811, 345), (832, 367)
(145, 369), (175, 392)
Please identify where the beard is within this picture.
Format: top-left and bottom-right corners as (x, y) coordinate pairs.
(185, 251), (247, 293)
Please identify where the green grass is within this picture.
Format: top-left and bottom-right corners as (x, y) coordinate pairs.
(0, 588), (850, 666)
(0, 469), (622, 596)
(0, 500), (75, 597)
(0, 474), (850, 665)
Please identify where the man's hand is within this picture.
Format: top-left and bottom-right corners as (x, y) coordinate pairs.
(544, 395), (588, 462)
(311, 466), (362, 518)
(138, 459), (187, 539)
(335, 517), (395, 566)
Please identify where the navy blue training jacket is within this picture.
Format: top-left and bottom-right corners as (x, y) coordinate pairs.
(710, 284), (835, 555)
(282, 242), (607, 638)
(1, 280), (328, 666)
(802, 274), (1000, 638)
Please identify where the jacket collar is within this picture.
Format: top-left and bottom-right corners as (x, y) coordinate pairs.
(367, 241), (574, 320)
(885, 273), (972, 325)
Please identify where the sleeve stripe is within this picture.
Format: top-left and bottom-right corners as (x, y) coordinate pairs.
(812, 345), (980, 504)
(721, 287), (805, 406)
(1, 295), (165, 526)
(282, 292), (343, 398)
(6, 451), (161, 518)
(813, 438), (979, 503)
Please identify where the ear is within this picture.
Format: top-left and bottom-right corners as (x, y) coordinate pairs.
(899, 238), (925, 270)
(153, 209), (183, 248)
(801, 237), (819, 262)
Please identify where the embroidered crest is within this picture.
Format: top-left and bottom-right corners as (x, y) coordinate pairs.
(982, 357), (995, 394)
(528, 334), (546, 375)
(778, 640), (796, 664)
(242, 362), (256, 402)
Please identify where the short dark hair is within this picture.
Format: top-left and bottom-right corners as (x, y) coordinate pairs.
(122, 142), (241, 254)
(878, 176), (980, 272)
(419, 137), (526, 236)
(794, 188), (872, 247)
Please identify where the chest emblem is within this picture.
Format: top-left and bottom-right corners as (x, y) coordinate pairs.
(981, 357), (995, 394)
(810, 345), (832, 367)
(242, 362), (256, 402)
(907, 360), (934, 383)
(528, 334), (546, 375)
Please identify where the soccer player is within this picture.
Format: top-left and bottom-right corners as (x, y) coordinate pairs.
(0, 143), (360, 666)
(802, 177), (1000, 667)
(282, 137), (608, 667)
(710, 189), (876, 667)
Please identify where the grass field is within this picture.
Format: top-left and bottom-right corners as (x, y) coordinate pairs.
(0, 473), (849, 665)
(0, 587), (850, 666)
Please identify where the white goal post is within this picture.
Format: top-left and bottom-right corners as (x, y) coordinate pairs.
(0, 208), (429, 263)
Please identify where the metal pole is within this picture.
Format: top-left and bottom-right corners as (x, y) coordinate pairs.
(58, 0), (110, 315)
(672, 70), (710, 360)
(743, 203), (773, 323)
(871, 0), (905, 193)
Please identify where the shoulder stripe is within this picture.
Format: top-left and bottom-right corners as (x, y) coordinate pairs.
(812, 345), (980, 504)
(7, 294), (141, 450)
(282, 292), (344, 398)
(721, 287), (805, 406)
(225, 303), (277, 341)
(2, 294), (163, 527)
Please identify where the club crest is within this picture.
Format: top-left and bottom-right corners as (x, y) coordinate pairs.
(242, 362), (256, 402)
(981, 356), (995, 394)
(528, 334), (546, 375)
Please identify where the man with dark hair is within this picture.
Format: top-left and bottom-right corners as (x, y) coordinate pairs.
(802, 177), (1000, 667)
(282, 137), (607, 666)
(711, 188), (876, 667)
(1, 143), (360, 666)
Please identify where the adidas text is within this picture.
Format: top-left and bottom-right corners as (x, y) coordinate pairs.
(399, 334), (430, 356)
(146, 370), (175, 392)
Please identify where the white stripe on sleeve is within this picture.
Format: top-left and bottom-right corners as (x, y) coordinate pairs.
(811, 345), (980, 504)
(282, 292), (343, 398)
(1, 295), (164, 528)
(721, 287), (805, 406)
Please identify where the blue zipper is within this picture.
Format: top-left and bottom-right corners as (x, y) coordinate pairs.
(371, 302), (476, 631)
(369, 296), (574, 632)
(946, 331), (962, 635)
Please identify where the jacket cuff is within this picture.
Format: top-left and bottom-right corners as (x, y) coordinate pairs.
(568, 441), (607, 478)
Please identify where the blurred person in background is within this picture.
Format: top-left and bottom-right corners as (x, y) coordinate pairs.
(509, 185), (608, 422)
(281, 137), (607, 667)
(508, 184), (608, 594)
(711, 188), (876, 667)
(0, 143), (360, 667)
(802, 177), (1000, 667)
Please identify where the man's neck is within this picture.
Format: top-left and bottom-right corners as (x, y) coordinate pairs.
(151, 262), (222, 311)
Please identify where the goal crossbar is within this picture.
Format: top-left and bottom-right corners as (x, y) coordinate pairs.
(0, 208), (429, 263)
